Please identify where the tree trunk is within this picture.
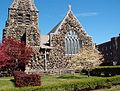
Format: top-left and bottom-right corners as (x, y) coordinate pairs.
(88, 69), (90, 77)
(59, 69), (62, 76)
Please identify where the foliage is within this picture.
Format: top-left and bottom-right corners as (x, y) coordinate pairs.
(14, 71), (41, 87)
(0, 37), (34, 75)
(70, 46), (103, 76)
(90, 66), (120, 77)
(0, 43), (10, 67)
(2, 74), (120, 91)
(16, 75), (120, 91)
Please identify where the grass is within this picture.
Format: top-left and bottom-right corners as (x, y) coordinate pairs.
(1, 74), (120, 91)
(0, 77), (15, 90)
(0, 74), (92, 91)
(41, 74), (88, 86)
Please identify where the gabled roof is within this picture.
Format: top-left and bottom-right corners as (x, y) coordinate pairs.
(48, 21), (62, 35)
(48, 5), (87, 35)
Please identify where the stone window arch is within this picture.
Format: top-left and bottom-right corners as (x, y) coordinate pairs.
(32, 34), (36, 41)
(17, 13), (23, 24)
(65, 30), (82, 55)
(26, 14), (30, 25)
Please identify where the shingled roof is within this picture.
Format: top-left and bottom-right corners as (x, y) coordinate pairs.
(48, 21), (62, 35)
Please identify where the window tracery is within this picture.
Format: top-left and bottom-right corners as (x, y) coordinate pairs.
(65, 30), (82, 55)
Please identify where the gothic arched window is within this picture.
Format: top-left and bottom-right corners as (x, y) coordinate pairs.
(26, 14), (30, 25)
(32, 34), (36, 42)
(65, 30), (82, 55)
(18, 13), (23, 24)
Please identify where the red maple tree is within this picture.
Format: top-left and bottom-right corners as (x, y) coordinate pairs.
(0, 37), (34, 74)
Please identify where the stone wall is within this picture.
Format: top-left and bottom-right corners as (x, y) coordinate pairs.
(50, 11), (93, 56)
(2, 0), (42, 71)
(3, 8), (40, 46)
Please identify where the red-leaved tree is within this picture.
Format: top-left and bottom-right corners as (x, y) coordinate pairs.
(0, 37), (34, 75)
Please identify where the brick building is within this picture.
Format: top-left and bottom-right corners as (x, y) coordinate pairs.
(97, 34), (120, 65)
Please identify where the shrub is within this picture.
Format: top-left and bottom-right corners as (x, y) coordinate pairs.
(14, 71), (41, 87)
(90, 66), (120, 77)
(3, 75), (120, 91)
(23, 76), (120, 91)
(11, 77), (112, 91)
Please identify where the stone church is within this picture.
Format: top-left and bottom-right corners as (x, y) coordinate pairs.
(2, 0), (93, 72)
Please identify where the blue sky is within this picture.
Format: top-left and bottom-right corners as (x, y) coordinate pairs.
(0, 0), (120, 44)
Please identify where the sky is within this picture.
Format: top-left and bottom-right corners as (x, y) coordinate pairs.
(0, 0), (120, 44)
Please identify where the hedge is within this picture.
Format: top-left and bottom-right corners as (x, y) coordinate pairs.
(90, 66), (120, 76)
(4, 75), (120, 91)
(14, 71), (41, 87)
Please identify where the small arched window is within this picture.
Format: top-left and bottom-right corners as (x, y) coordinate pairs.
(26, 14), (30, 25)
(18, 13), (23, 24)
(65, 30), (82, 55)
(32, 34), (36, 41)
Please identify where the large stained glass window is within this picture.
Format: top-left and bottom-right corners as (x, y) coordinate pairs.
(65, 30), (82, 55)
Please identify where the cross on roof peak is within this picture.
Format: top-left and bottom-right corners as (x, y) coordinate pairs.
(68, 4), (72, 11)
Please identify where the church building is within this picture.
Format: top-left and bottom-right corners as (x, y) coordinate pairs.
(2, 0), (94, 72)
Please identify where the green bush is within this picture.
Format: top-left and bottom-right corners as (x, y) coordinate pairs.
(3, 75), (120, 91)
(29, 75), (120, 91)
(7, 77), (112, 91)
(90, 66), (120, 77)
(108, 75), (120, 85)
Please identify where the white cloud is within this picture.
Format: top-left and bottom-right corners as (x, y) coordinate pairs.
(76, 12), (98, 17)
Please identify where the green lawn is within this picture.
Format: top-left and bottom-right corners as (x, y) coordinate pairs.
(0, 77), (15, 90)
(0, 74), (92, 91)
(41, 74), (88, 86)
(0, 74), (120, 91)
